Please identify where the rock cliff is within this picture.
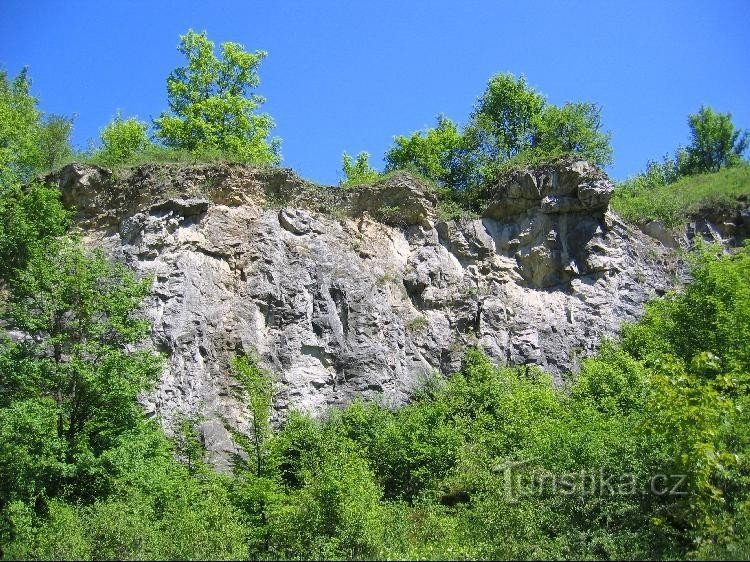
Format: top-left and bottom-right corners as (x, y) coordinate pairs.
(51, 159), (687, 464)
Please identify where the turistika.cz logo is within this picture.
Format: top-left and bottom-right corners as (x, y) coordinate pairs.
(497, 458), (688, 502)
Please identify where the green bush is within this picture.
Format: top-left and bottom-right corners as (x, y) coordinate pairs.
(341, 151), (380, 186)
(94, 114), (150, 167)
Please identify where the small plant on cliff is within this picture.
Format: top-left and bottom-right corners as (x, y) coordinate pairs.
(341, 151), (380, 187)
(153, 30), (281, 165)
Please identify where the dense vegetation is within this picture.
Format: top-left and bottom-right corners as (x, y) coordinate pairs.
(1, 238), (748, 559)
(1, 29), (750, 561)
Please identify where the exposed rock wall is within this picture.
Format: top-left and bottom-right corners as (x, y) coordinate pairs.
(51, 159), (681, 465)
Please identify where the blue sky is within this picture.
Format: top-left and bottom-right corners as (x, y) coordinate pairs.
(1, 0), (748, 184)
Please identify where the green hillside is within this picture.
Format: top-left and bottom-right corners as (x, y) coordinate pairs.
(612, 164), (750, 227)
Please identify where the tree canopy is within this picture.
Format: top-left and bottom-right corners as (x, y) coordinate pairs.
(153, 30), (280, 165)
(385, 73), (612, 194)
(683, 105), (748, 174)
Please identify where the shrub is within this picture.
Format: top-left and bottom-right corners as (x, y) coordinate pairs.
(95, 114), (150, 166)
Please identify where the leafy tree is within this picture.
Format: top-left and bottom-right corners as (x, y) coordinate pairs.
(0, 241), (162, 502)
(533, 102), (613, 166)
(0, 69), (71, 283)
(0, 69), (42, 185)
(38, 114), (74, 172)
(0, 69), (72, 184)
(341, 151), (380, 186)
(468, 73), (546, 162)
(96, 113), (150, 166)
(0, 181), (70, 283)
(266, 414), (384, 559)
(385, 115), (476, 189)
(153, 30), (280, 164)
(683, 105), (748, 173)
(384, 73), (612, 200)
(231, 353), (275, 477)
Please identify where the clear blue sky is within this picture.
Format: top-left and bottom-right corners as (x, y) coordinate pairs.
(1, 0), (748, 184)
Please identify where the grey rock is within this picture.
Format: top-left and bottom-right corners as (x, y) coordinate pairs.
(640, 220), (679, 248)
(46, 161), (742, 466)
(350, 172), (437, 226)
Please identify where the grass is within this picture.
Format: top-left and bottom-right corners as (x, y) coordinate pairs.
(611, 164), (750, 228)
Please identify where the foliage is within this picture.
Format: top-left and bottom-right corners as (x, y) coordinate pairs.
(93, 114), (150, 167)
(0, 181), (70, 283)
(0, 68), (71, 284)
(533, 102), (613, 166)
(385, 115), (477, 190)
(153, 30), (280, 165)
(37, 114), (74, 172)
(469, 73), (546, 163)
(683, 105), (748, 174)
(265, 415), (385, 559)
(341, 151), (380, 186)
(614, 106), (747, 228)
(0, 69), (73, 184)
(230, 353), (275, 476)
(612, 162), (750, 226)
(0, 69), (43, 185)
(383, 73), (612, 218)
(0, 242), (162, 503)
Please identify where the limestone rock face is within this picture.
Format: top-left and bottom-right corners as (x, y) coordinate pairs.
(51, 160), (679, 466)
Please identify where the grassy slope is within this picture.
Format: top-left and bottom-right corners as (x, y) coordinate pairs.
(611, 164), (750, 228)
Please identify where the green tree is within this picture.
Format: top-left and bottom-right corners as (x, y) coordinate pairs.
(38, 114), (74, 172)
(153, 30), (280, 164)
(533, 102), (613, 166)
(0, 69), (71, 283)
(231, 353), (274, 477)
(267, 415), (384, 559)
(0, 181), (70, 283)
(0, 69), (42, 185)
(384, 73), (612, 196)
(341, 151), (380, 186)
(0, 69), (73, 184)
(468, 73), (546, 162)
(96, 113), (150, 167)
(0, 241), (162, 502)
(683, 105), (748, 173)
(384, 115), (476, 189)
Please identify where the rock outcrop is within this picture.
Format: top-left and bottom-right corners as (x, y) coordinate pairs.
(51, 159), (683, 466)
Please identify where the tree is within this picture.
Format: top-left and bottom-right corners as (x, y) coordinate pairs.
(341, 151), (380, 186)
(38, 114), (74, 172)
(468, 73), (546, 162)
(533, 102), (612, 166)
(683, 105), (748, 174)
(0, 69), (71, 283)
(231, 353), (274, 477)
(383, 73), (612, 194)
(384, 115), (476, 189)
(96, 113), (150, 166)
(0, 241), (162, 501)
(0, 69), (73, 185)
(0, 69), (42, 186)
(153, 30), (280, 164)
